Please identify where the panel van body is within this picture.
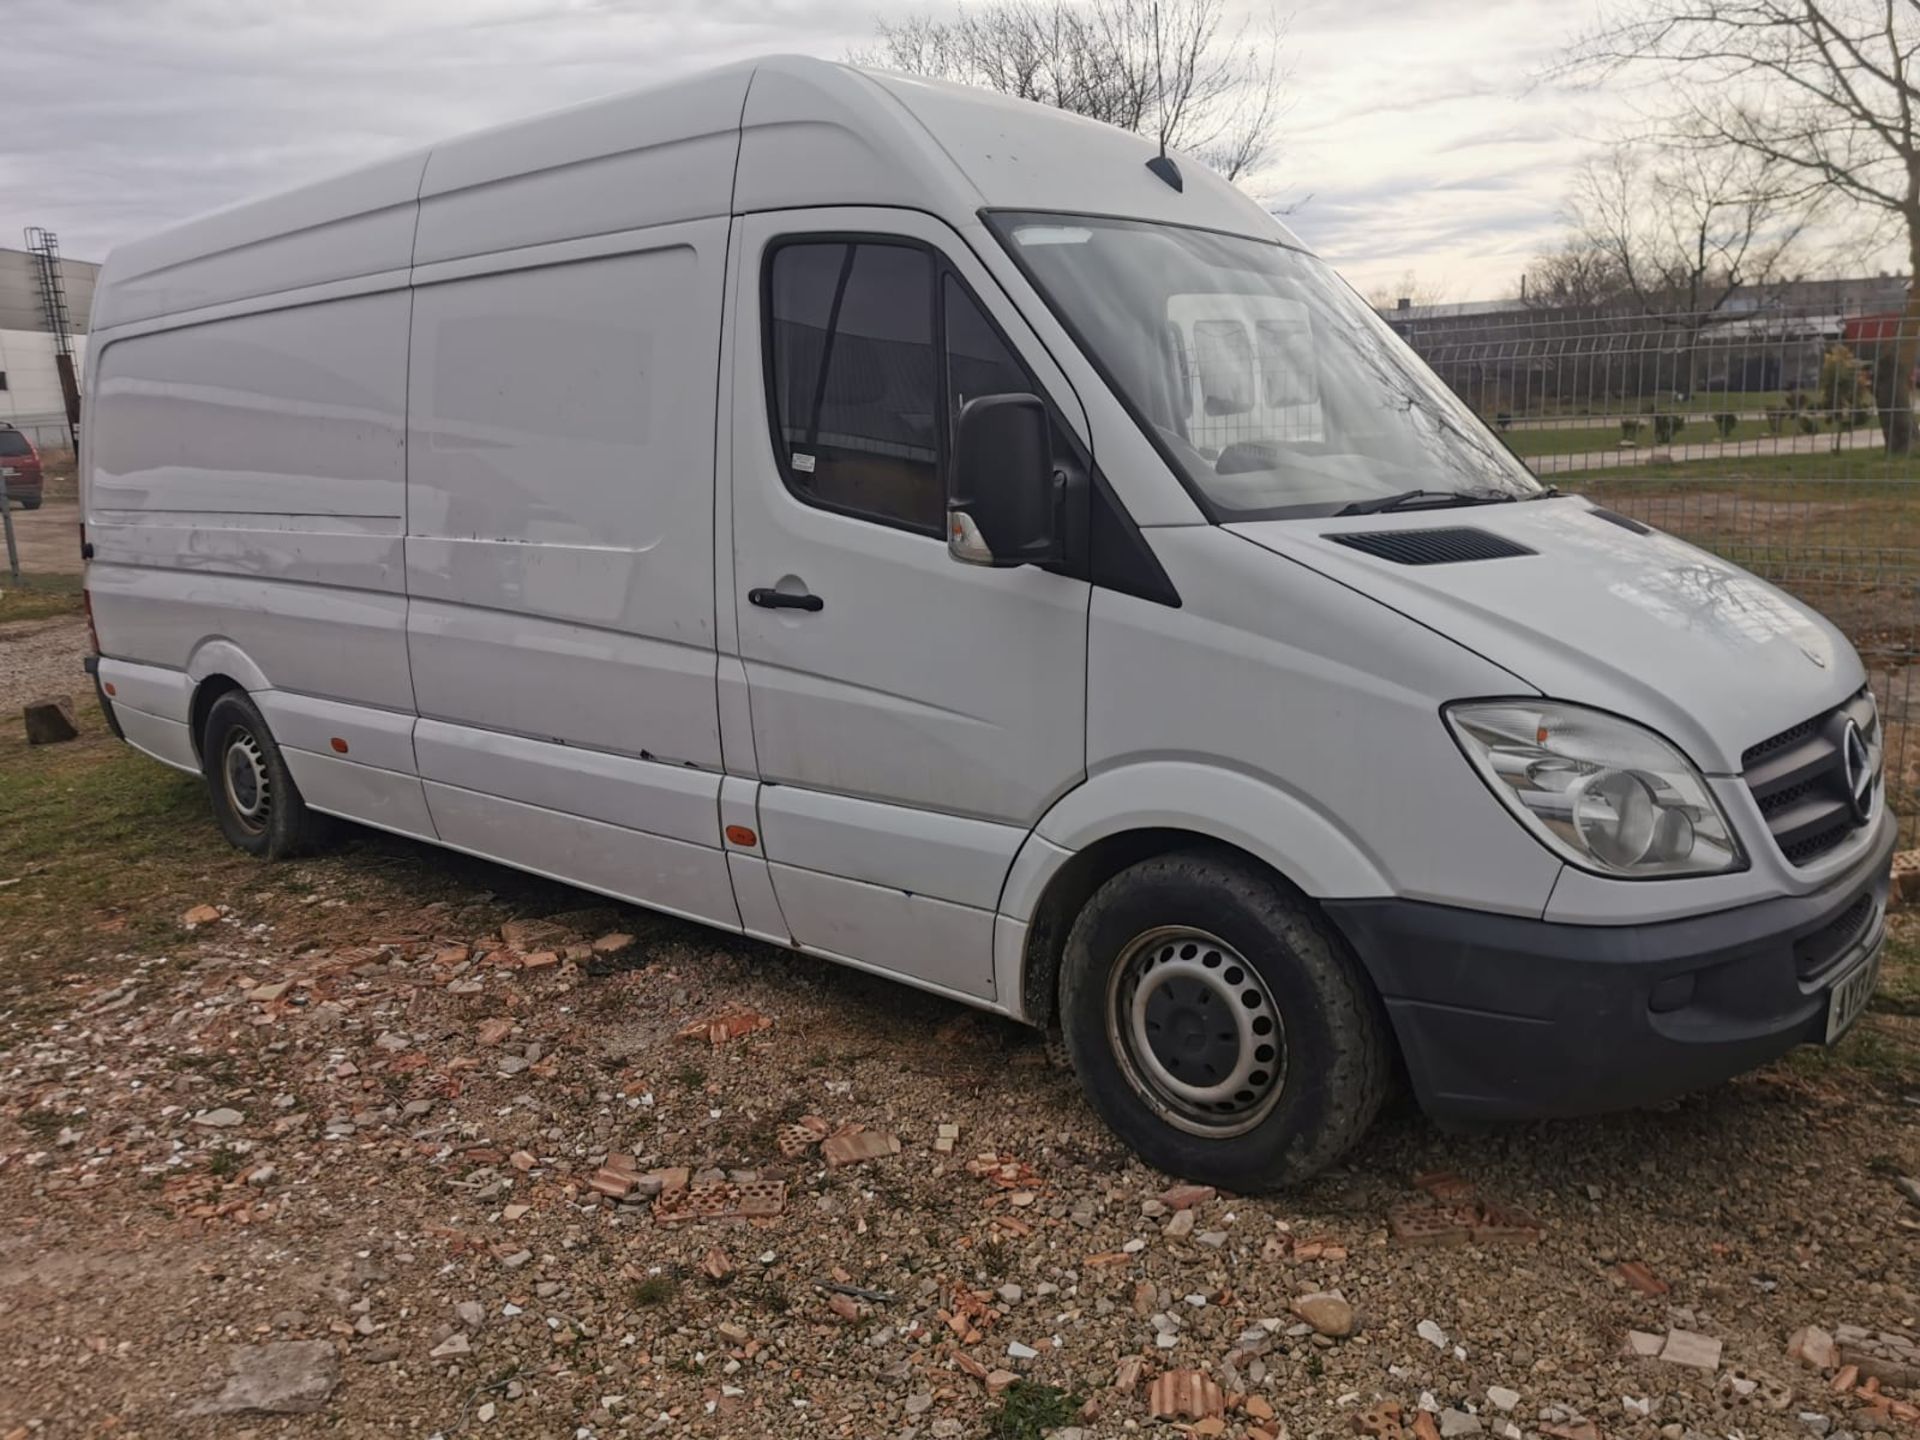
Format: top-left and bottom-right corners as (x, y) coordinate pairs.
(83, 56), (1892, 1188)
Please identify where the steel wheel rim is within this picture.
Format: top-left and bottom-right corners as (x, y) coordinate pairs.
(222, 728), (271, 835)
(1105, 925), (1287, 1138)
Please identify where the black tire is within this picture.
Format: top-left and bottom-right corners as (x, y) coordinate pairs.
(1058, 849), (1390, 1191)
(200, 691), (329, 860)
(19, 496), (41, 511)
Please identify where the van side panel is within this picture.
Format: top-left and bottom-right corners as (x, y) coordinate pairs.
(404, 225), (738, 930)
(85, 290), (422, 823)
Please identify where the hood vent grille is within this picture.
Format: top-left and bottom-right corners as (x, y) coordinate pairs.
(1326, 527), (1536, 565)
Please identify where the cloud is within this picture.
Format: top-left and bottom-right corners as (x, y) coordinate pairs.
(1, 0), (1612, 299)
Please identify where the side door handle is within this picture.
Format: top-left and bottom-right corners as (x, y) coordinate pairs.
(748, 587), (824, 612)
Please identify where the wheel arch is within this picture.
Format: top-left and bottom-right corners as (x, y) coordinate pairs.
(185, 641), (271, 761)
(1006, 763), (1392, 1028)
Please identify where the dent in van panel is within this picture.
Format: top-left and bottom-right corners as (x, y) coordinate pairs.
(86, 564), (415, 715)
(405, 239), (724, 771)
(283, 750), (438, 841)
(422, 781), (741, 933)
(413, 717), (719, 847)
(84, 512), (404, 593)
(769, 863), (995, 1001)
(406, 598), (721, 771)
(88, 293), (408, 521)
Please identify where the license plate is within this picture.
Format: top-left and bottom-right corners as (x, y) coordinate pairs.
(1825, 941), (1882, 1044)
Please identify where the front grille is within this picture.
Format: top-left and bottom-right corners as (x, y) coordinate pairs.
(1326, 527), (1537, 565)
(1741, 689), (1879, 867)
(1793, 890), (1876, 980)
(1742, 717), (1818, 770)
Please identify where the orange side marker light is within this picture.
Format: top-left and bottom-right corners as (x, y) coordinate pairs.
(724, 824), (757, 848)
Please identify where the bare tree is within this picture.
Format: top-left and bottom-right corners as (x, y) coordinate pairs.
(1518, 241), (1631, 308)
(1363, 270), (1453, 312)
(1567, 139), (1811, 318)
(855, 0), (1291, 182)
(1561, 0), (1920, 450)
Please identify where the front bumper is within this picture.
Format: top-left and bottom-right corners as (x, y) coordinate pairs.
(1326, 817), (1896, 1120)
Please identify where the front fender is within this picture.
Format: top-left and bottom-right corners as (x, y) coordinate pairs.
(1008, 759), (1392, 921)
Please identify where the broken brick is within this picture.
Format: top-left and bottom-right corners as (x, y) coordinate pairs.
(1413, 1170), (1476, 1203)
(1158, 1184), (1216, 1211)
(475, 1018), (513, 1047)
(1148, 1368), (1224, 1421)
(589, 1169), (635, 1200)
(1616, 1260), (1669, 1296)
(821, 1127), (901, 1168)
(1389, 1204), (1470, 1248)
(677, 1010), (773, 1046)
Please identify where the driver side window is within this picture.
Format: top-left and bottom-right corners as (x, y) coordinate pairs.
(764, 238), (1046, 537)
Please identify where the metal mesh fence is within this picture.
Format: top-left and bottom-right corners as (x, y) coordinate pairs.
(1393, 299), (1920, 833)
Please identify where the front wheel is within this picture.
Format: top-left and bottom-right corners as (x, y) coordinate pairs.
(200, 691), (329, 860)
(1058, 850), (1390, 1191)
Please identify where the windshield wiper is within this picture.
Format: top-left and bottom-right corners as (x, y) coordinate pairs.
(1335, 488), (1517, 517)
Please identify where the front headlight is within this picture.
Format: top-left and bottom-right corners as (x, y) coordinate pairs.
(1445, 701), (1744, 878)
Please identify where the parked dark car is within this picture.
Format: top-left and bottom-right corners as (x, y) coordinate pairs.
(0, 425), (43, 510)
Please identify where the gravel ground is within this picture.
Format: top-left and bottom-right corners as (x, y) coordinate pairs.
(1, 889), (1916, 1440)
(0, 613), (89, 708)
(1, 617), (1917, 1440)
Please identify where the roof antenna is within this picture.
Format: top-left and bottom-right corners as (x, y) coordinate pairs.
(1144, 0), (1183, 192)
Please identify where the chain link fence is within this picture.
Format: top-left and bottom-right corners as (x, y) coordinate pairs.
(1392, 300), (1920, 834)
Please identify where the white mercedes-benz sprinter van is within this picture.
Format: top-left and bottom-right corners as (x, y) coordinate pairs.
(80, 56), (1891, 1188)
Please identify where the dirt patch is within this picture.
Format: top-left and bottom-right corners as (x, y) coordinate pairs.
(0, 614), (90, 710)
(3, 498), (84, 578)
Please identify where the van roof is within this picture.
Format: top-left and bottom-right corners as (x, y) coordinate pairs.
(92, 54), (1300, 333)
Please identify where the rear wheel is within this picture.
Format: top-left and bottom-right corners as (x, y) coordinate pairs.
(200, 691), (328, 859)
(19, 496), (41, 511)
(1058, 850), (1390, 1191)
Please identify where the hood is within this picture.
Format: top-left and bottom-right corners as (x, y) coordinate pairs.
(1229, 496), (1865, 775)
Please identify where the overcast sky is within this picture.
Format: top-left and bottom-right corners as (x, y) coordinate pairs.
(2, 0), (1621, 301)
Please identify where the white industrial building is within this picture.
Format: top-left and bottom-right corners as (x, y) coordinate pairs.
(0, 242), (96, 452)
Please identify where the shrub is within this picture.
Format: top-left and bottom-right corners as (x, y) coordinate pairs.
(1712, 412), (1738, 440)
(1817, 344), (1873, 420)
(1620, 417), (1644, 444)
(1651, 413), (1685, 445)
(1764, 407), (1787, 436)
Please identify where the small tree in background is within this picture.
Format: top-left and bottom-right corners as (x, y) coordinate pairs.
(1816, 344), (1874, 443)
(856, 0), (1290, 183)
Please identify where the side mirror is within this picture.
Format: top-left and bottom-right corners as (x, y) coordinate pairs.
(947, 393), (1062, 567)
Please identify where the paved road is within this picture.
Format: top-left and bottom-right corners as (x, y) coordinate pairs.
(2, 498), (82, 579)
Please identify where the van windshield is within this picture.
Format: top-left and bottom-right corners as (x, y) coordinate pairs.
(989, 213), (1540, 520)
